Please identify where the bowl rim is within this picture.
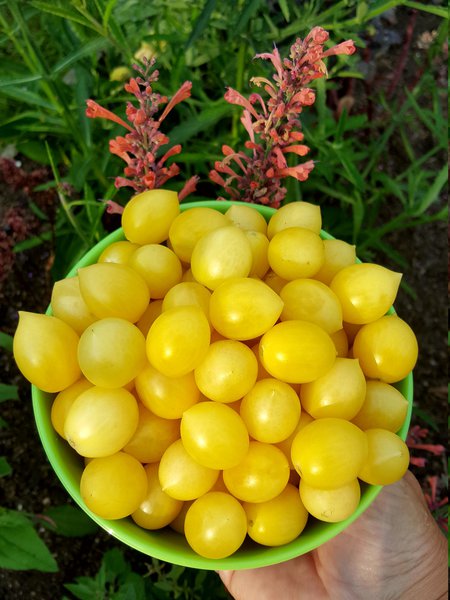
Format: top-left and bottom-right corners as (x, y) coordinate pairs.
(31, 199), (414, 570)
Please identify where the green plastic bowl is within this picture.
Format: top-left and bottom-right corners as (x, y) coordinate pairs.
(32, 200), (413, 570)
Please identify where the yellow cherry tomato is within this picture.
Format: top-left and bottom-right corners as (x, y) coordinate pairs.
(259, 320), (336, 384)
(190, 225), (253, 289)
(184, 492), (247, 559)
(77, 318), (146, 388)
(291, 418), (368, 489)
(121, 189), (180, 244)
(267, 201), (322, 238)
(194, 340), (258, 403)
(209, 277), (283, 340)
(128, 244), (182, 299)
(358, 428), (410, 485)
(181, 401), (249, 469)
(352, 380), (409, 432)
(13, 311), (81, 393)
(50, 276), (96, 335)
(146, 305), (210, 377)
(78, 263), (150, 322)
(97, 240), (140, 264)
(244, 484), (308, 546)
(313, 239), (356, 285)
(51, 378), (93, 438)
(299, 478), (361, 523)
(132, 463), (183, 529)
(80, 452), (147, 519)
(268, 227), (325, 280)
(330, 263), (402, 325)
(352, 315), (418, 383)
(300, 358), (366, 420)
(225, 203), (268, 234)
(279, 278), (343, 333)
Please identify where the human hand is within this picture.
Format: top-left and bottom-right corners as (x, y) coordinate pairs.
(218, 471), (447, 600)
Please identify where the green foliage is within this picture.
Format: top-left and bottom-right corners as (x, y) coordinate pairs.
(38, 504), (99, 537)
(0, 508), (58, 572)
(63, 548), (229, 600)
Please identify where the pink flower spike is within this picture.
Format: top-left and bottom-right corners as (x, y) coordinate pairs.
(410, 456), (427, 467)
(240, 110), (255, 143)
(278, 159), (315, 181)
(179, 175), (199, 201)
(209, 169), (228, 187)
(322, 40), (356, 58)
(85, 100), (133, 131)
(255, 46), (284, 81)
(158, 144), (182, 166)
(158, 81), (192, 122)
(291, 88), (316, 106)
(224, 87), (260, 120)
(305, 27), (329, 45)
(281, 144), (310, 157)
(102, 199), (124, 215)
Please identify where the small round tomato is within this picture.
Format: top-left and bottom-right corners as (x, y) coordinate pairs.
(358, 428), (410, 485)
(184, 492), (247, 559)
(259, 320), (336, 384)
(13, 312), (81, 393)
(268, 227), (325, 280)
(352, 315), (418, 383)
(299, 478), (361, 523)
(244, 484), (308, 546)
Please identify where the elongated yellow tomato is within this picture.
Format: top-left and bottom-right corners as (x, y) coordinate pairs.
(97, 240), (140, 264)
(128, 244), (182, 299)
(194, 340), (258, 403)
(209, 277), (283, 340)
(78, 318), (146, 388)
(259, 320), (336, 384)
(352, 380), (409, 432)
(299, 478), (361, 523)
(162, 281), (211, 321)
(223, 441), (290, 503)
(132, 463), (183, 530)
(64, 386), (139, 457)
(190, 225), (253, 289)
(244, 484), (308, 546)
(352, 315), (418, 383)
(135, 364), (199, 419)
(268, 227), (325, 280)
(267, 201), (322, 238)
(50, 276), (96, 335)
(80, 452), (147, 519)
(300, 358), (366, 420)
(146, 305), (210, 377)
(280, 278), (343, 333)
(78, 263), (150, 322)
(181, 402), (249, 469)
(291, 418), (368, 489)
(158, 439), (219, 500)
(13, 312), (81, 393)
(168, 207), (229, 263)
(313, 239), (356, 285)
(330, 263), (402, 324)
(225, 203), (268, 234)
(245, 230), (270, 278)
(240, 378), (301, 443)
(51, 378), (93, 438)
(358, 428), (409, 485)
(121, 189), (180, 244)
(184, 492), (247, 559)
(123, 404), (180, 463)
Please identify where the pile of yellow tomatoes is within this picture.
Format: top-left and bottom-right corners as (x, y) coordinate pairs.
(13, 189), (418, 559)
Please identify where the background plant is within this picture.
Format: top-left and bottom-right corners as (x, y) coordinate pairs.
(0, 0), (447, 596)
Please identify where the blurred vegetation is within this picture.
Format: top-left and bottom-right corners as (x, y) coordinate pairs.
(0, 0), (447, 591)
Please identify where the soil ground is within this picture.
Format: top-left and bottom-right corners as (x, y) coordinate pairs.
(0, 8), (447, 599)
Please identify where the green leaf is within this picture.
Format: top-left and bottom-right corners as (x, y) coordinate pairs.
(0, 457), (12, 477)
(411, 165), (448, 215)
(40, 505), (98, 537)
(403, 1), (448, 18)
(0, 74), (42, 87)
(29, 1), (93, 27)
(0, 86), (57, 110)
(185, 0), (219, 50)
(278, 0), (290, 22)
(234, 0), (263, 35)
(64, 580), (101, 600)
(52, 37), (110, 75)
(0, 509), (58, 572)
(0, 332), (13, 352)
(13, 231), (52, 252)
(0, 383), (19, 402)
